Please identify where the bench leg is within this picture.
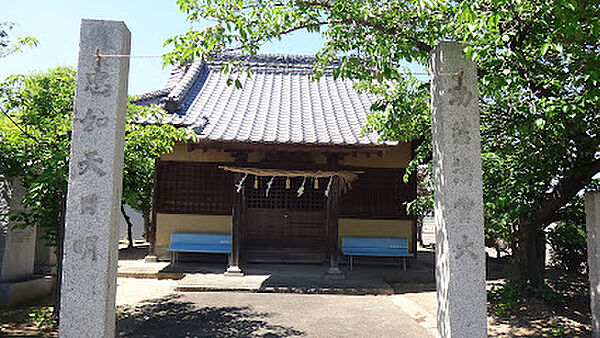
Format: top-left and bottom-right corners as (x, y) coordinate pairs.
(350, 255), (353, 271)
(403, 257), (407, 271)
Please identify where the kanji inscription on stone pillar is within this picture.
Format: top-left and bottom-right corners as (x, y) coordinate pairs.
(59, 19), (130, 338)
(431, 42), (487, 337)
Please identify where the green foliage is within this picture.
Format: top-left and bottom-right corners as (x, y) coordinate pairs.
(28, 306), (56, 327)
(123, 102), (193, 218)
(547, 223), (587, 272)
(547, 197), (588, 272)
(0, 67), (193, 245)
(406, 165), (433, 218)
(543, 320), (566, 337)
(488, 282), (527, 316)
(0, 67), (75, 243)
(0, 22), (38, 58)
(463, 0), (600, 253)
(488, 281), (562, 317)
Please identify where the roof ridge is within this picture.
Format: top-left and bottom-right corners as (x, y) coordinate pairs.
(211, 53), (331, 65)
(210, 53), (343, 71)
(167, 61), (204, 105)
(131, 65), (187, 103)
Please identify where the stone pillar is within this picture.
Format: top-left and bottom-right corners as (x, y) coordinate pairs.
(59, 19), (130, 338)
(0, 178), (36, 283)
(430, 42), (487, 337)
(0, 177), (53, 308)
(586, 192), (600, 337)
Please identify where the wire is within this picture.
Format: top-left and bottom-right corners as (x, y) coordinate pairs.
(95, 53), (162, 59)
(92, 52), (460, 77)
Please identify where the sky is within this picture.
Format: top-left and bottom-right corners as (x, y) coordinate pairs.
(2, 0), (325, 94)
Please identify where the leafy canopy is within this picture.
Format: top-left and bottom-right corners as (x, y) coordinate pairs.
(0, 67), (192, 243)
(0, 22), (38, 58)
(0, 67), (74, 243)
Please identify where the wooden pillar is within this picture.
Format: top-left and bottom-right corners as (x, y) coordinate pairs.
(226, 173), (244, 276)
(327, 176), (342, 275)
(407, 144), (419, 256)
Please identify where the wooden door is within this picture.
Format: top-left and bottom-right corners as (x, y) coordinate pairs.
(244, 177), (328, 262)
(284, 210), (326, 248)
(245, 208), (326, 248)
(245, 208), (285, 247)
(245, 207), (326, 262)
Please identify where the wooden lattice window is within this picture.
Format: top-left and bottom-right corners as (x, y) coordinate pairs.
(155, 161), (233, 215)
(246, 177), (326, 210)
(341, 168), (414, 218)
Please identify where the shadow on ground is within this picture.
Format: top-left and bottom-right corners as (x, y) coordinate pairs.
(118, 244), (150, 261)
(487, 269), (592, 337)
(117, 295), (305, 338)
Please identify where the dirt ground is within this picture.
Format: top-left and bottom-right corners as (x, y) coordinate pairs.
(487, 268), (591, 337)
(0, 247), (592, 337)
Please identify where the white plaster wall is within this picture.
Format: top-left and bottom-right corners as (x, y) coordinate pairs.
(119, 205), (145, 240)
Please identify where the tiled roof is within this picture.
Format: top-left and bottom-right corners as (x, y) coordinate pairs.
(134, 54), (393, 147)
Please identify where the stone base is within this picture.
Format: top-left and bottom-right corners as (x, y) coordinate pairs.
(0, 276), (54, 307)
(144, 255), (158, 263)
(224, 266), (244, 277)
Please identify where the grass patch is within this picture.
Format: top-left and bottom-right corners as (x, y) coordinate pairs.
(488, 281), (563, 317)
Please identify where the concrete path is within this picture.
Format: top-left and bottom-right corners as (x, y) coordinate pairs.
(175, 263), (396, 294)
(390, 292), (437, 336)
(118, 260), (435, 295)
(116, 279), (433, 337)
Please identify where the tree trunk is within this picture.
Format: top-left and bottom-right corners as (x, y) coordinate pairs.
(416, 217), (424, 246)
(121, 204), (134, 249)
(511, 157), (600, 285)
(143, 212), (150, 242)
(142, 210), (153, 255)
(515, 215), (546, 285)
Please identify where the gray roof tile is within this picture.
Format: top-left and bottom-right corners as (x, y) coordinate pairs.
(135, 54), (395, 147)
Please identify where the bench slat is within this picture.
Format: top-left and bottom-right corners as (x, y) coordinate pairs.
(170, 233), (230, 245)
(342, 237), (411, 257)
(166, 246), (230, 253)
(167, 233), (231, 254)
(342, 237), (408, 248)
(343, 248), (412, 257)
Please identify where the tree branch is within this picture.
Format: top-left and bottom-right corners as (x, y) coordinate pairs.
(531, 157), (600, 225)
(296, 0), (433, 53)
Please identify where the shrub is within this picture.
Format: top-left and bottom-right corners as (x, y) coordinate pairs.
(28, 306), (55, 327)
(488, 282), (527, 316)
(488, 281), (562, 317)
(547, 222), (587, 272)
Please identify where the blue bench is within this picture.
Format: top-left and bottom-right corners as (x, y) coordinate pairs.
(342, 237), (412, 270)
(166, 233), (231, 263)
